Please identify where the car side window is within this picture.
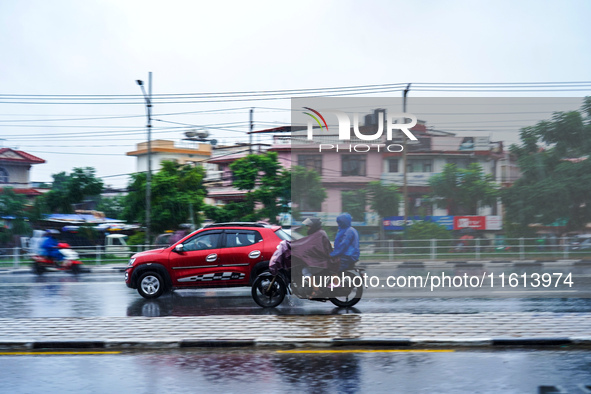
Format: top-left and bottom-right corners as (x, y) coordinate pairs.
(182, 232), (220, 252)
(224, 230), (262, 248)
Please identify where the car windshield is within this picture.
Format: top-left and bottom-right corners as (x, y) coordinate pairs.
(274, 229), (293, 241)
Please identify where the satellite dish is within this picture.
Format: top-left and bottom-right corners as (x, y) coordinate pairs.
(196, 128), (209, 140)
(185, 129), (198, 138)
(210, 139), (218, 146)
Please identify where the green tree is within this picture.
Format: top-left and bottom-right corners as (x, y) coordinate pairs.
(124, 161), (207, 234)
(203, 201), (254, 223)
(429, 163), (499, 215)
(366, 181), (400, 218)
(43, 167), (104, 213)
(341, 190), (366, 222)
(0, 188), (31, 245)
(227, 152), (291, 223)
(365, 181), (401, 239)
(97, 195), (126, 220)
(503, 98), (591, 231)
(291, 166), (326, 215)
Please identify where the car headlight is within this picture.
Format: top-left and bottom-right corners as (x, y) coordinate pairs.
(128, 258), (136, 267)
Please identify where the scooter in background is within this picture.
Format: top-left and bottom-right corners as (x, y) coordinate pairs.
(31, 243), (83, 275)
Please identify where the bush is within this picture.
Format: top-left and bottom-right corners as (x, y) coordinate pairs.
(127, 232), (146, 246)
(407, 221), (453, 240)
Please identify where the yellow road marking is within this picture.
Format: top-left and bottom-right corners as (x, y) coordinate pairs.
(0, 351), (121, 356)
(277, 349), (455, 354)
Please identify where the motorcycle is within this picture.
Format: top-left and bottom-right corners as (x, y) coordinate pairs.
(251, 264), (364, 308)
(31, 243), (83, 275)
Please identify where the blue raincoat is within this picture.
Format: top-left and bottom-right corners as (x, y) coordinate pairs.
(41, 236), (64, 262)
(329, 213), (360, 270)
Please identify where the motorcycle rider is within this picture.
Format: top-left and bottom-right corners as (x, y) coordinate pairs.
(330, 213), (360, 271)
(294, 217), (335, 276)
(40, 229), (64, 265)
(291, 218), (336, 297)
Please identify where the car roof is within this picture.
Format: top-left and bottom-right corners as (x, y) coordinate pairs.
(203, 222), (276, 229)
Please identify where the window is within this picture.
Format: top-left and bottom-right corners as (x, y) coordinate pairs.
(388, 159), (399, 173)
(407, 159), (432, 173)
(341, 190), (366, 222)
(224, 230), (262, 248)
(446, 157), (475, 169)
(341, 155), (366, 176)
(0, 168), (8, 184)
(297, 155), (323, 175)
(182, 232), (221, 252)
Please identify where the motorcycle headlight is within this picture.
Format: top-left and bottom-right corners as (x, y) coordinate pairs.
(128, 258), (136, 267)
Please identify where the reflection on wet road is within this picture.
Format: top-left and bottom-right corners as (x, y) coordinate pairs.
(1, 348), (591, 393)
(0, 273), (590, 317)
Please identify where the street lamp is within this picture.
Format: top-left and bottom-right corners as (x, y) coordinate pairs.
(136, 73), (152, 246)
(402, 83), (411, 233)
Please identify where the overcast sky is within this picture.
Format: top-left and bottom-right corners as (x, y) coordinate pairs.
(1, 0), (590, 188)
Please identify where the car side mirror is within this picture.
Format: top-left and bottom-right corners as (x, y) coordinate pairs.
(174, 244), (184, 253)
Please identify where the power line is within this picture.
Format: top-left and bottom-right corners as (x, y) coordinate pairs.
(2, 81), (589, 105)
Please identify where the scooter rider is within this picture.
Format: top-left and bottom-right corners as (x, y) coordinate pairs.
(40, 229), (64, 265)
(330, 213), (360, 271)
(296, 217), (335, 277)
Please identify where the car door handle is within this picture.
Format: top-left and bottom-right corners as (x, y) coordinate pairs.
(206, 253), (218, 262)
(248, 250), (261, 259)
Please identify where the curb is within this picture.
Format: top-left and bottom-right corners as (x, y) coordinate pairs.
(2, 337), (590, 351)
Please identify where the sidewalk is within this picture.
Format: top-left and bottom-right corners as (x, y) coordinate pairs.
(2, 258), (591, 275)
(1, 312), (590, 350)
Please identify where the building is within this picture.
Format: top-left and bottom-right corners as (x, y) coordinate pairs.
(205, 143), (270, 206)
(126, 139), (212, 173)
(199, 113), (518, 236)
(0, 148), (45, 198)
(277, 109), (517, 236)
(380, 125), (506, 217)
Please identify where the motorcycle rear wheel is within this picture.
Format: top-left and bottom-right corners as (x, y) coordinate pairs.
(330, 271), (363, 308)
(32, 263), (45, 275)
(251, 274), (286, 308)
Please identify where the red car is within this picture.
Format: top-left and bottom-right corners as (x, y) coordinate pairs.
(125, 223), (291, 299)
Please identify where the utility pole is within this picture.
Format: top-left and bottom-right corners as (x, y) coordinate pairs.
(249, 108), (253, 154)
(402, 83), (411, 233)
(136, 72), (153, 246)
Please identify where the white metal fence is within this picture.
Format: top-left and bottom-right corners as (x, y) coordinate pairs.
(0, 244), (159, 269)
(0, 237), (586, 269)
(358, 237), (579, 261)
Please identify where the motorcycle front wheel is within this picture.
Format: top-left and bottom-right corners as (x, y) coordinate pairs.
(330, 271), (363, 308)
(251, 274), (286, 308)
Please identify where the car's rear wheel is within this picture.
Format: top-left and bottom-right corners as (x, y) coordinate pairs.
(137, 272), (164, 299)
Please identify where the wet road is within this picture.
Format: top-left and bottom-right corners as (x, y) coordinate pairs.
(2, 272), (591, 393)
(0, 272), (590, 317)
(1, 348), (591, 393)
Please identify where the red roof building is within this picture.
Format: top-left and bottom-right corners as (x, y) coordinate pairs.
(0, 148), (45, 197)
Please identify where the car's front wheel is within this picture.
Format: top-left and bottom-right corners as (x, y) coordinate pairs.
(137, 272), (164, 299)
